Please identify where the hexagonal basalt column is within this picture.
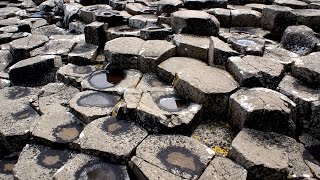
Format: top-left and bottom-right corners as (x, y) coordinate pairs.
(228, 37), (265, 56)
(79, 116), (148, 161)
(104, 37), (145, 69)
(128, 14), (158, 29)
(226, 55), (285, 89)
(53, 153), (130, 179)
(79, 5), (112, 24)
(57, 63), (96, 88)
(229, 88), (296, 136)
(81, 69), (142, 94)
(13, 144), (74, 180)
(68, 43), (99, 65)
(69, 91), (121, 123)
(136, 90), (202, 133)
(32, 105), (84, 149)
(106, 25), (140, 41)
(135, 135), (214, 179)
(171, 10), (220, 36)
(173, 65), (239, 117)
(136, 73), (173, 92)
(157, 57), (207, 83)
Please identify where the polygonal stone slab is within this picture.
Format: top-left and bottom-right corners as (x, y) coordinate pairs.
(9, 35), (49, 61)
(230, 9), (261, 27)
(292, 52), (320, 88)
(198, 157), (247, 180)
(226, 55), (285, 89)
(0, 152), (19, 180)
(264, 46), (299, 71)
(191, 120), (236, 157)
(136, 73), (173, 92)
(128, 14), (158, 29)
(157, 57), (207, 83)
(31, 24), (67, 36)
(116, 88), (143, 120)
(228, 37), (265, 56)
(136, 135), (214, 179)
(171, 10), (220, 36)
(140, 24), (173, 40)
(13, 144), (74, 180)
(53, 153), (130, 179)
(8, 55), (60, 86)
(57, 63), (96, 88)
(173, 65), (239, 117)
(293, 9), (320, 32)
(29, 39), (76, 58)
(274, 0), (308, 9)
(79, 116), (148, 161)
(0, 7), (21, 19)
(278, 75), (319, 134)
(68, 43), (99, 65)
(136, 90), (202, 133)
(129, 156), (183, 180)
(173, 34), (209, 62)
(229, 128), (314, 179)
(0, 86), (39, 102)
(84, 21), (107, 46)
(69, 90), (121, 123)
(229, 88), (296, 136)
(81, 69), (142, 94)
(104, 37), (145, 69)
(138, 40), (176, 73)
(106, 25), (140, 41)
(32, 83), (79, 114)
(32, 105), (84, 149)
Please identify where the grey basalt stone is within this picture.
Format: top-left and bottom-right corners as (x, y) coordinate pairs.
(206, 8), (231, 27)
(31, 24), (67, 36)
(79, 116), (148, 161)
(81, 69), (142, 94)
(84, 22), (107, 46)
(228, 37), (265, 56)
(116, 88), (143, 120)
(264, 46), (299, 71)
(13, 144), (74, 180)
(280, 25), (318, 56)
(157, 57), (207, 83)
(63, 3), (83, 26)
(57, 63), (96, 88)
(30, 39), (76, 58)
(136, 90), (202, 133)
(106, 25), (140, 41)
(136, 73), (173, 92)
(104, 37), (145, 69)
(157, 0), (182, 15)
(310, 101), (320, 139)
(230, 9), (262, 27)
(226, 55), (285, 89)
(128, 14), (158, 29)
(293, 9), (320, 32)
(135, 135), (215, 179)
(229, 128), (315, 179)
(0, 7), (21, 19)
(173, 34), (209, 62)
(53, 153), (130, 180)
(32, 104), (84, 149)
(173, 65), (239, 117)
(69, 90), (121, 123)
(199, 157), (247, 180)
(0, 152), (19, 180)
(138, 40), (176, 73)
(79, 5), (112, 24)
(139, 24), (173, 40)
(229, 88), (296, 136)
(68, 43), (99, 65)
(171, 10), (220, 36)
(273, 0), (308, 9)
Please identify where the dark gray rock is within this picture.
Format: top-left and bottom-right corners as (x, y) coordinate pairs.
(229, 88), (296, 136)
(206, 8), (230, 27)
(157, 0), (182, 14)
(280, 25), (318, 55)
(228, 37), (265, 56)
(128, 14), (158, 29)
(135, 135), (214, 179)
(95, 10), (125, 27)
(68, 43), (99, 65)
(0, 152), (19, 180)
(136, 73), (173, 92)
(106, 25), (140, 41)
(79, 116), (148, 161)
(230, 9), (261, 27)
(30, 39), (76, 58)
(31, 24), (66, 36)
(63, 3), (83, 26)
(84, 21), (107, 46)
(183, 0), (227, 10)
(79, 5), (112, 24)
(0, 7), (21, 19)
(171, 10), (220, 36)
(140, 24), (173, 40)
(8, 55), (60, 86)
(273, 0), (308, 9)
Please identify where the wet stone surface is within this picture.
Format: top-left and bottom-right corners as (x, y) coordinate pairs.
(136, 73), (173, 92)
(79, 116), (148, 161)
(69, 91), (121, 123)
(0, 153), (19, 180)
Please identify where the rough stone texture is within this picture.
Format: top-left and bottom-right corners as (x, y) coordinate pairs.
(8, 55), (60, 86)
(57, 63), (96, 88)
(226, 55), (285, 89)
(264, 46), (299, 70)
(230, 9), (261, 27)
(84, 21), (107, 46)
(32, 105), (84, 148)
(229, 88), (296, 136)
(0, 7), (21, 19)
(13, 144), (74, 180)
(171, 10), (220, 36)
(128, 14), (158, 29)
(136, 73), (173, 92)
(206, 8), (231, 27)
(30, 39), (76, 57)
(136, 90), (202, 133)
(183, 0), (227, 10)
(157, 0), (183, 14)
(81, 69), (142, 94)
(173, 65), (239, 117)
(140, 24), (173, 40)
(31, 25), (67, 36)
(79, 5), (112, 24)
(136, 135), (214, 179)
(273, 0), (308, 9)
(199, 157), (247, 180)
(0, 50), (13, 73)
(280, 25), (318, 56)
(130, 156), (182, 180)
(68, 43), (99, 65)
(116, 88), (143, 120)
(278, 75), (319, 135)
(157, 57), (207, 83)
(104, 37), (145, 69)
(310, 101), (320, 139)
(0, 152), (19, 180)
(293, 9), (320, 32)
(261, 5), (296, 35)
(292, 52), (320, 87)
(173, 34), (209, 62)
(228, 37), (265, 56)
(229, 128), (315, 179)
(53, 153), (130, 179)
(138, 40), (176, 73)
(69, 90), (121, 123)
(79, 116), (148, 161)
(106, 25), (140, 41)
(9, 35), (49, 61)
